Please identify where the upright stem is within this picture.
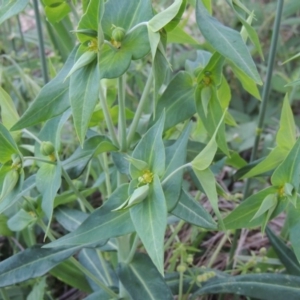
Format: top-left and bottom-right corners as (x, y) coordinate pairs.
(118, 75), (127, 151)
(99, 82), (120, 148)
(0, 288), (9, 300)
(127, 71), (153, 146)
(33, 0), (49, 84)
(228, 0), (284, 271)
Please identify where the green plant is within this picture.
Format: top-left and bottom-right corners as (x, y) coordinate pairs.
(1, 0), (300, 299)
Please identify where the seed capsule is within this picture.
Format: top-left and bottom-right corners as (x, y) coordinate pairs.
(40, 141), (55, 156)
(112, 27), (126, 42)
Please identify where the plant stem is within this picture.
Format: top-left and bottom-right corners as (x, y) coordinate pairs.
(97, 250), (113, 286)
(0, 288), (10, 300)
(71, 258), (119, 298)
(164, 220), (185, 251)
(126, 22), (148, 35)
(125, 233), (139, 264)
(101, 153), (112, 197)
(118, 75), (127, 151)
(207, 231), (229, 268)
(61, 168), (94, 213)
(22, 129), (42, 144)
(99, 82), (120, 148)
(33, 0), (49, 84)
(228, 0), (284, 271)
(23, 156), (56, 165)
(127, 71), (153, 146)
(161, 163), (191, 186)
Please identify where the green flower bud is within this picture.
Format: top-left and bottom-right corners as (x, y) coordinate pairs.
(40, 141), (55, 156)
(112, 27), (126, 42)
(176, 264), (187, 273)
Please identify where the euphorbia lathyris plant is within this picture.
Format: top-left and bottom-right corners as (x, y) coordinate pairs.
(1, 0), (300, 299)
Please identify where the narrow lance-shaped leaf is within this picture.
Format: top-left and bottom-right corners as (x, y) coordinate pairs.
(192, 273), (300, 300)
(130, 175), (167, 275)
(11, 47), (78, 130)
(163, 123), (191, 210)
(0, 0), (29, 25)
(36, 162), (62, 235)
(43, 184), (134, 248)
(148, 0), (183, 32)
(192, 110), (226, 171)
(131, 112), (165, 178)
(266, 227), (300, 276)
(118, 253), (173, 300)
(171, 189), (217, 230)
(271, 137), (300, 188)
(195, 0), (262, 85)
(0, 245), (81, 287)
(70, 60), (100, 145)
(0, 123), (20, 164)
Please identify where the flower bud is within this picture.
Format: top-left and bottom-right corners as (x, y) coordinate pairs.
(176, 264), (187, 273)
(40, 141), (55, 156)
(112, 27), (126, 42)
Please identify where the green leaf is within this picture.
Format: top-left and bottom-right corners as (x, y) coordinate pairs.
(66, 50), (97, 80)
(0, 86), (19, 133)
(193, 168), (224, 229)
(130, 176), (167, 275)
(165, 0), (187, 32)
(0, 172), (30, 214)
(44, 184), (134, 248)
(118, 253), (173, 300)
(149, 0), (183, 32)
(271, 138), (300, 188)
(0, 169), (19, 201)
(251, 193), (277, 221)
(70, 60), (100, 144)
(50, 260), (92, 293)
(167, 26), (199, 44)
(227, 1), (264, 59)
(229, 63), (261, 100)
(163, 123), (191, 210)
(97, 0), (153, 79)
(55, 207), (88, 232)
(131, 113), (165, 178)
(0, 0), (29, 25)
(0, 245), (81, 287)
(192, 110), (226, 170)
(0, 214), (12, 236)
(195, 0), (262, 85)
(36, 163), (62, 233)
(155, 71), (196, 130)
(242, 147), (287, 179)
(7, 208), (37, 232)
(26, 277), (47, 300)
(44, 2), (71, 23)
(0, 123), (19, 164)
(11, 47), (78, 130)
(276, 94), (296, 151)
(266, 227), (300, 276)
(84, 290), (115, 300)
(288, 203), (300, 263)
(79, 248), (118, 292)
(195, 87), (229, 155)
(223, 187), (278, 229)
(192, 273), (300, 300)
(171, 189), (217, 229)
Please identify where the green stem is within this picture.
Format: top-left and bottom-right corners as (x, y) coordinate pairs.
(164, 220), (185, 251)
(97, 250), (113, 286)
(126, 22), (148, 35)
(207, 231), (229, 268)
(22, 129), (42, 144)
(101, 153), (112, 197)
(178, 255), (184, 300)
(33, 0), (49, 84)
(61, 168), (94, 213)
(16, 15), (31, 70)
(67, 0), (80, 23)
(118, 75), (127, 151)
(99, 82), (120, 148)
(0, 288), (10, 300)
(125, 233), (139, 264)
(229, 0), (284, 272)
(23, 157), (56, 165)
(161, 163), (191, 186)
(127, 71), (153, 146)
